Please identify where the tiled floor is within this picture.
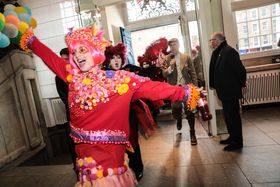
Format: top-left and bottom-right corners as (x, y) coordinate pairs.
(0, 106), (280, 187)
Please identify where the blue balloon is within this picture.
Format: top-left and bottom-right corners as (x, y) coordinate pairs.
(4, 9), (18, 17)
(19, 13), (31, 25)
(0, 32), (11, 48)
(23, 6), (32, 16)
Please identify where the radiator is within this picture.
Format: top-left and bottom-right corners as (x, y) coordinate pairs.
(243, 69), (280, 105)
(50, 98), (68, 125)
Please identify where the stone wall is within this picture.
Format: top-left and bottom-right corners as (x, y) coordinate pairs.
(0, 51), (46, 169)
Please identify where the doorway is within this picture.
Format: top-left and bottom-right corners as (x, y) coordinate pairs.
(131, 23), (184, 64)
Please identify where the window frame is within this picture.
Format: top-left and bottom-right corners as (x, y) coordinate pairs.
(234, 3), (280, 59)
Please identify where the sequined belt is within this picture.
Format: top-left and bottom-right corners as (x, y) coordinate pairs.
(70, 125), (130, 145)
(77, 157), (128, 182)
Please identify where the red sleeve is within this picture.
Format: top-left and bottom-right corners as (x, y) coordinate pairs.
(132, 81), (185, 102)
(30, 38), (67, 82)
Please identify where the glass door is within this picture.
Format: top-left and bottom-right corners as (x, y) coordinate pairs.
(180, 0), (210, 134)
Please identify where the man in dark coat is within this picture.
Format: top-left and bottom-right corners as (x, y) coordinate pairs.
(209, 32), (246, 151)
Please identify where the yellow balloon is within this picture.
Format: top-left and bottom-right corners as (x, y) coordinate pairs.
(15, 7), (27, 14)
(0, 13), (5, 23)
(18, 21), (29, 33)
(30, 17), (37, 29)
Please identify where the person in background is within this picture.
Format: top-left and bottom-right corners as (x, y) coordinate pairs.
(162, 38), (198, 145)
(54, 48), (78, 179)
(103, 43), (144, 181)
(137, 48), (166, 122)
(209, 32), (246, 151)
(192, 45), (205, 88)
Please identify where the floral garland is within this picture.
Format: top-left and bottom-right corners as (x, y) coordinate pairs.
(19, 30), (35, 53)
(76, 156), (128, 182)
(69, 68), (149, 110)
(186, 84), (201, 111)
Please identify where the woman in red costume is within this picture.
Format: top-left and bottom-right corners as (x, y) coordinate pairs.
(19, 26), (203, 187)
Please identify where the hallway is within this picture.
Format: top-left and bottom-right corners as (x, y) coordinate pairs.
(0, 105), (280, 187)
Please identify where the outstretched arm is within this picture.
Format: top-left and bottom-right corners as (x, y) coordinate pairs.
(21, 33), (67, 81)
(132, 81), (185, 102)
(132, 80), (207, 115)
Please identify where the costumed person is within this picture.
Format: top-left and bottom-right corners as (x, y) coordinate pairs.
(103, 43), (144, 181)
(138, 38), (167, 83)
(54, 47), (78, 179)
(19, 26), (208, 187)
(161, 38), (198, 145)
(137, 38), (171, 121)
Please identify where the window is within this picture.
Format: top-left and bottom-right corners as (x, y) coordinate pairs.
(60, 1), (80, 33)
(247, 8), (258, 21)
(244, 38), (249, 47)
(185, 0), (195, 11)
(263, 35), (268, 45)
(243, 25), (248, 34)
(126, 0), (180, 22)
(235, 3), (280, 54)
(253, 23), (257, 32)
(248, 21), (258, 36)
(271, 4), (280, 16)
(254, 37), (259, 46)
(188, 21), (200, 49)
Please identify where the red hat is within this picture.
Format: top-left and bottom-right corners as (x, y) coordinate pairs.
(103, 43), (126, 68)
(137, 38), (168, 66)
(137, 55), (152, 67)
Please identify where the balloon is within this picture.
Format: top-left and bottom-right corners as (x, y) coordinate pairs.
(18, 13), (31, 25)
(0, 13), (5, 23)
(0, 32), (10, 48)
(4, 4), (16, 11)
(5, 15), (20, 28)
(0, 20), (4, 32)
(30, 17), (37, 29)
(11, 31), (22, 45)
(15, 7), (27, 14)
(23, 6), (32, 16)
(4, 9), (18, 17)
(2, 23), (18, 38)
(18, 21), (29, 33)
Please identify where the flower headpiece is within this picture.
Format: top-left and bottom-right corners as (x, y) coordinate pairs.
(138, 38), (169, 66)
(103, 43), (126, 68)
(137, 55), (152, 67)
(65, 25), (109, 67)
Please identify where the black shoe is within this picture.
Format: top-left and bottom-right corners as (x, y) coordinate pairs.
(190, 135), (197, 145)
(223, 143), (243, 151)
(177, 119), (182, 130)
(220, 138), (231, 145)
(135, 171), (143, 181)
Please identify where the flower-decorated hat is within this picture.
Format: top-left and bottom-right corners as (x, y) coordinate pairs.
(138, 37), (169, 66)
(137, 55), (152, 67)
(65, 25), (109, 67)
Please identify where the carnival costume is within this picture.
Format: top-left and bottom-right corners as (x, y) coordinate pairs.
(19, 26), (204, 187)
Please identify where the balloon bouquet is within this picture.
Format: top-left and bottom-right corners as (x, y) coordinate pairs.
(0, 3), (37, 48)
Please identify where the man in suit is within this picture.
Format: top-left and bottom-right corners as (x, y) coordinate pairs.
(162, 38), (198, 145)
(209, 32), (246, 151)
